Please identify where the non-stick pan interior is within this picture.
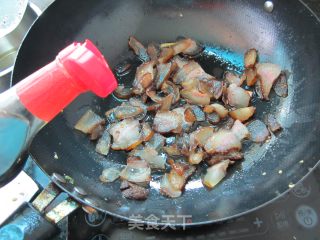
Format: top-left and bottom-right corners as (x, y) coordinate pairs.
(12, 0), (320, 225)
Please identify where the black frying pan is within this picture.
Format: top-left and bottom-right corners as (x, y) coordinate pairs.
(11, 0), (320, 226)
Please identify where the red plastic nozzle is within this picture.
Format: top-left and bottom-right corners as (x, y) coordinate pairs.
(16, 40), (117, 122)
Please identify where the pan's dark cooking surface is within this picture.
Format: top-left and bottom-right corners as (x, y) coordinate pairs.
(24, 156), (320, 239)
(13, 0), (320, 225)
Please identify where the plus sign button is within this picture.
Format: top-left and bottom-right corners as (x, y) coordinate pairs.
(253, 217), (263, 228)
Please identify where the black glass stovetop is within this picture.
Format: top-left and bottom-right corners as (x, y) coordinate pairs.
(24, 158), (320, 240)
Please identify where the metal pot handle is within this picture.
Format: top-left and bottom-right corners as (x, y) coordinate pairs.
(0, 203), (59, 240)
(0, 182), (79, 240)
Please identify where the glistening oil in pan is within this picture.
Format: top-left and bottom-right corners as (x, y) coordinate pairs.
(113, 42), (245, 86)
(197, 43), (245, 76)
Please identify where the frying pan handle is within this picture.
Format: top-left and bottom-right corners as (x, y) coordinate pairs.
(0, 203), (59, 240)
(0, 182), (79, 240)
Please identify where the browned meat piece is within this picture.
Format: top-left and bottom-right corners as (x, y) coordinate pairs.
(109, 119), (142, 150)
(199, 79), (224, 100)
(190, 105), (205, 121)
(113, 105), (144, 120)
(130, 146), (166, 169)
(155, 62), (177, 89)
(90, 124), (104, 140)
(128, 97), (148, 109)
(244, 49), (258, 68)
(163, 144), (181, 156)
(141, 93), (148, 103)
(180, 39), (203, 56)
(153, 111), (183, 134)
(132, 61), (155, 95)
(203, 160), (231, 189)
(273, 72), (288, 98)
(158, 47), (175, 63)
(119, 158), (151, 184)
(146, 103), (161, 112)
(176, 133), (191, 155)
(159, 38), (203, 60)
(99, 167), (120, 183)
(247, 120), (270, 143)
(189, 126), (215, 151)
(96, 129), (111, 156)
(161, 81), (180, 104)
(224, 72), (244, 86)
(114, 85), (133, 99)
(231, 120), (250, 140)
(229, 107), (256, 122)
(120, 180), (130, 190)
(75, 110), (105, 134)
(245, 68), (258, 86)
(220, 117), (235, 130)
(171, 38), (193, 55)
(160, 161), (196, 198)
(207, 112), (221, 124)
(160, 94), (174, 111)
(114, 61), (132, 76)
(212, 80), (224, 100)
(141, 122), (154, 142)
(188, 149), (205, 165)
(146, 89), (164, 103)
(265, 114), (282, 132)
(204, 103), (228, 118)
(172, 107), (194, 132)
(147, 43), (160, 61)
(173, 61), (213, 85)
(204, 130), (242, 154)
(145, 133), (166, 151)
(128, 36), (150, 62)
(184, 107), (197, 123)
(120, 180), (149, 200)
(207, 151), (244, 165)
(256, 63), (281, 100)
(172, 56), (188, 69)
(180, 89), (210, 106)
(172, 38), (203, 56)
(227, 84), (251, 108)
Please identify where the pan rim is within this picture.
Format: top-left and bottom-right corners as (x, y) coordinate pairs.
(34, 149), (319, 227)
(16, 0), (320, 227)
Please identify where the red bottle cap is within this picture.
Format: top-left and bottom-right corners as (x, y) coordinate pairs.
(16, 40), (117, 122)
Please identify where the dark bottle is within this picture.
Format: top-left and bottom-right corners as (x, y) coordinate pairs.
(0, 40), (117, 186)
